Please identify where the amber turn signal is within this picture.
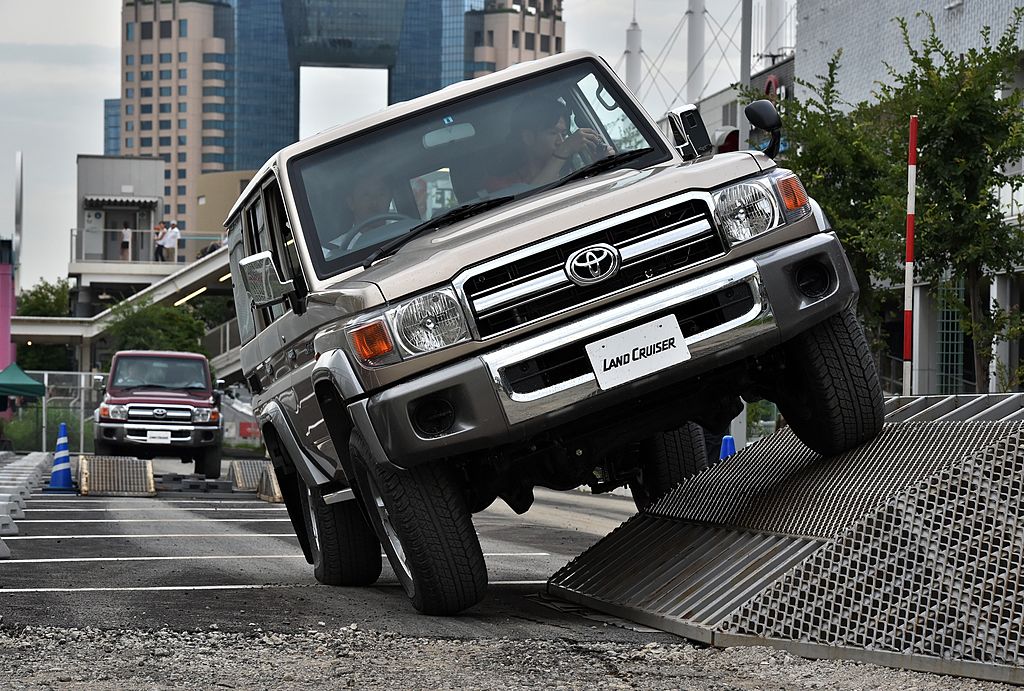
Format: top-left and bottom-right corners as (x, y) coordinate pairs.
(350, 320), (395, 361)
(776, 174), (809, 211)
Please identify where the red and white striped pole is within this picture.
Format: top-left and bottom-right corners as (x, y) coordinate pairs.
(902, 115), (918, 397)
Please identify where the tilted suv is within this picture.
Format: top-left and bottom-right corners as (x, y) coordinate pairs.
(227, 51), (883, 615)
(94, 350), (225, 478)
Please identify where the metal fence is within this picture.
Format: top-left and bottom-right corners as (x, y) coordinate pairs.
(3, 371), (103, 454)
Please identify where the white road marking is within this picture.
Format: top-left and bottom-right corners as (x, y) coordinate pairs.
(23, 508), (287, 512)
(0, 581), (549, 594)
(16, 518), (292, 523)
(0, 554), (304, 564)
(3, 533), (299, 540)
(27, 499), (274, 504)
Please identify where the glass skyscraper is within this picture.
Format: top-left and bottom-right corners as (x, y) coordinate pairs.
(104, 98), (121, 156)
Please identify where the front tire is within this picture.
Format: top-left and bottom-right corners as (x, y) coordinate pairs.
(349, 430), (487, 615)
(197, 446), (223, 479)
(93, 440), (116, 457)
(298, 484), (382, 586)
(773, 307), (883, 456)
(631, 423), (709, 512)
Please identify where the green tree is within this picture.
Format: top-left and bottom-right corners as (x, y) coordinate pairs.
(874, 11), (1024, 391)
(15, 278), (71, 371)
(104, 298), (207, 369)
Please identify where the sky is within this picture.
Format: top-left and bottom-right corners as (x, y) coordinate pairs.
(0, 0), (749, 289)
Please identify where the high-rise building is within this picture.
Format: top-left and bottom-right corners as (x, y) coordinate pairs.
(103, 99), (122, 156)
(112, 0), (565, 245)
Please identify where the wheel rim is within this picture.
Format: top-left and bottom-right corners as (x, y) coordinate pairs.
(363, 471), (414, 594)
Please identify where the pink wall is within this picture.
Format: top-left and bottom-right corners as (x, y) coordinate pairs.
(0, 264), (13, 371)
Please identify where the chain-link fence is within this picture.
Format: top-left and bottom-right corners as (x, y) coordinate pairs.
(3, 371), (103, 454)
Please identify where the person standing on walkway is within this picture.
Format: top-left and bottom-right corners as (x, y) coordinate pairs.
(120, 222), (132, 261)
(162, 221), (181, 263)
(153, 222), (166, 261)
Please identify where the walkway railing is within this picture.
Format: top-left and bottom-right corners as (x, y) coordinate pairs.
(70, 227), (223, 265)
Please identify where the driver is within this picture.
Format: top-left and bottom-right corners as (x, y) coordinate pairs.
(345, 172), (394, 230)
(485, 98), (613, 191)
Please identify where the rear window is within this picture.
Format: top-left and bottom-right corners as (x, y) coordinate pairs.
(111, 356), (209, 391)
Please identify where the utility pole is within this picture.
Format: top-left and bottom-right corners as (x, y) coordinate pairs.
(738, 0), (752, 149)
(685, 0), (704, 105)
(625, 2), (642, 95)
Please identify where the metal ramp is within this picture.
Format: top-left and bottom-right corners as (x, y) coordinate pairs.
(548, 397), (1024, 685)
(227, 459), (274, 492)
(79, 456), (155, 497)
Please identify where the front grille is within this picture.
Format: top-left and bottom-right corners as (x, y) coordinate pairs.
(127, 404), (192, 423)
(461, 197), (725, 338)
(503, 281), (755, 395)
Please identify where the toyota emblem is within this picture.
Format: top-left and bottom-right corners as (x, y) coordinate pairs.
(565, 244), (621, 286)
(153, 408), (167, 418)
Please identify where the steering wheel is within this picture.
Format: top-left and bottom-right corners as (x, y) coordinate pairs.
(343, 213), (414, 251)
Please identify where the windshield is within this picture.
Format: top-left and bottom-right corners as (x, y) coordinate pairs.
(110, 356), (209, 391)
(288, 59), (668, 278)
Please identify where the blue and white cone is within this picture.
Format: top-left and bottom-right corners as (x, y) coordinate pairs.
(45, 422), (75, 493)
(719, 434), (737, 460)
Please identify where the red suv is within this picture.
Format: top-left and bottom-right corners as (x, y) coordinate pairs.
(94, 350), (225, 478)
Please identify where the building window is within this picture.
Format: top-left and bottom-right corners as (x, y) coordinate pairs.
(202, 137), (226, 146)
(125, 87), (134, 99)
(141, 104), (153, 114)
(164, 204), (171, 215)
(203, 120), (225, 130)
(125, 137), (134, 148)
(178, 85), (187, 96)
(125, 55), (135, 66)
(159, 120), (171, 130)
(177, 220), (186, 230)
(140, 120), (153, 131)
(159, 21), (172, 39)
(159, 69), (172, 80)
(541, 35), (550, 52)
(140, 22), (152, 40)
(177, 152), (186, 162)
(525, 33), (535, 50)
(159, 136), (171, 146)
(159, 103), (171, 113)
(125, 104), (134, 115)
(159, 153), (171, 163)
(474, 31), (482, 47)
(203, 153), (226, 164)
(178, 19), (188, 38)
(512, 31), (519, 48)
(160, 86), (172, 97)
(124, 121), (134, 132)
(141, 54), (153, 65)
(159, 53), (172, 64)
(202, 103), (227, 113)
(126, 23), (134, 41)
(203, 53), (227, 63)
(125, 72), (134, 82)
(178, 118), (187, 128)
(203, 87), (226, 97)
(140, 71), (152, 81)
(178, 169), (186, 179)
(177, 185), (186, 196)
(164, 170), (171, 180)
(555, 36), (562, 52)
(178, 68), (187, 79)
(179, 52), (188, 62)
(487, 30), (494, 47)
(178, 135), (187, 146)
(140, 87), (152, 98)
(202, 70), (226, 80)
(178, 102), (187, 113)
(164, 186), (171, 196)
(177, 204), (186, 215)
(141, 137), (153, 148)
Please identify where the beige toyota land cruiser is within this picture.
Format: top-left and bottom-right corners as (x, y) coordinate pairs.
(227, 51), (883, 615)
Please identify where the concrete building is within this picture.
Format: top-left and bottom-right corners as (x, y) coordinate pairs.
(466, 0), (565, 78)
(195, 170), (253, 238)
(696, 54), (795, 151)
(71, 155), (168, 318)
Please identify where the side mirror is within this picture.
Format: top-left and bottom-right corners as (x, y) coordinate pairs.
(93, 374), (105, 393)
(238, 251), (294, 308)
(216, 378), (226, 389)
(744, 100), (782, 159)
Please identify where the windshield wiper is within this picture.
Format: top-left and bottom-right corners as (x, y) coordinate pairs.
(550, 148), (655, 189)
(362, 196), (514, 268)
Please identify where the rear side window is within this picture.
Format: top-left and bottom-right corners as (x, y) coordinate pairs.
(228, 219), (257, 343)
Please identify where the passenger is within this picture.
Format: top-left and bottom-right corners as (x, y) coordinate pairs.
(485, 98), (614, 191)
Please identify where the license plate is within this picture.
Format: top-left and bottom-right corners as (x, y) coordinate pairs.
(146, 430), (172, 444)
(585, 315), (689, 390)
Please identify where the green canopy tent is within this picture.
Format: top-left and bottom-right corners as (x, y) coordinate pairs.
(0, 362), (45, 398)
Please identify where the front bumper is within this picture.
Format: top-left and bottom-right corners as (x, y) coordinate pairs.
(347, 232), (857, 468)
(95, 422), (223, 451)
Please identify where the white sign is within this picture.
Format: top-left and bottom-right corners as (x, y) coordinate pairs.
(585, 315), (689, 390)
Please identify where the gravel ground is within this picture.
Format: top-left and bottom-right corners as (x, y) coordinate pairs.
(0, 623), (1012, 690)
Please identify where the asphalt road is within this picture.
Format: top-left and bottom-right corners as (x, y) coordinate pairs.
(0, 460), (671, 645)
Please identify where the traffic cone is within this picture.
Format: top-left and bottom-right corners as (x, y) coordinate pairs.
(719, 434), (737, 460)
(44, 422), (75, 493)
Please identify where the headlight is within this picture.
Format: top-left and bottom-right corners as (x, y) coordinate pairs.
(99, 403), (128, 420)
(346, 287), (470, 367)
(192, 407), (220, 423)
(713, 180), (780, 242)
(712, 171), (812, 244)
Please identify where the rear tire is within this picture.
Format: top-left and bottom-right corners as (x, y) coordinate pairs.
(197, 446), (223, 479)
(632, 422), (708, 512)
(299, 484), (382, 586)
(773, 307), (884, 456)
(93, 440), (116, 457)
(349, 430), (487, 615)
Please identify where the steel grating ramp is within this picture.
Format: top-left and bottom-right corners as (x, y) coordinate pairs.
(548, 412), (1024, 684)
(227, 459), (274, 492)
(79, 456), (155, 497)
